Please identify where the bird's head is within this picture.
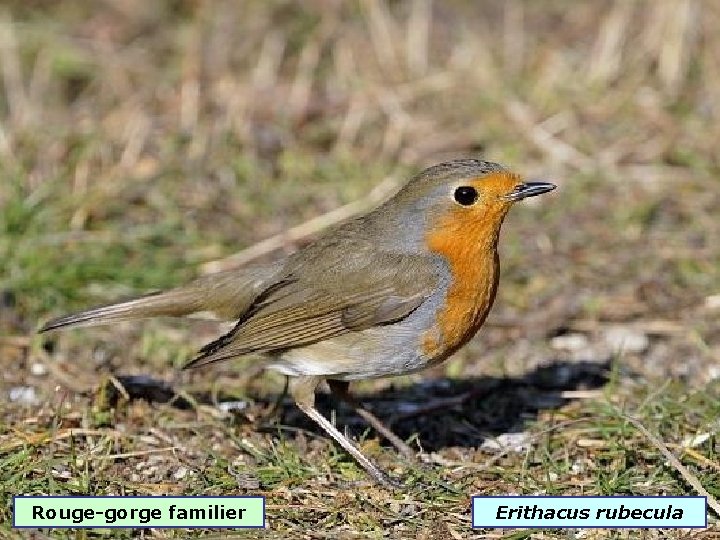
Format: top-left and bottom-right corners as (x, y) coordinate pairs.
(373, 159), (556, 253)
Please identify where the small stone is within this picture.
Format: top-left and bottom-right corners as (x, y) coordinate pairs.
(705, 294), (720, 310)
(51, 468), (72, 479)
(550, 333), (589, 351)
(9, 386), (38, 405)
(30, 363), (48, 376)
(481, 432), (531, 453)
(707, 365), (720, 381)
(218, 400), (249, 413)
(604, 326), (649, 354)
(173, 466), (188, 480)
(682, 432), (710, 448)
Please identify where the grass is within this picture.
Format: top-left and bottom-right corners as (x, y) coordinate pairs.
(1, 0), (720, 538)
(3, 379), (719, 538)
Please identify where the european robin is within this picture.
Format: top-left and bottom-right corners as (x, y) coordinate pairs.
(41, 159), (555, 487)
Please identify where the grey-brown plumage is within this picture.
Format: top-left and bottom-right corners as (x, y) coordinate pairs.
(186, 250), (435, 368)
(39, 158), (556, 488)
(39, 158), (501, 338)
(39, 263), (282, 331)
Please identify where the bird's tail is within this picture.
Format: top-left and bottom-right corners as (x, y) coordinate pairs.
(39, 288), (205, 332)
(39, 263), (282, 333)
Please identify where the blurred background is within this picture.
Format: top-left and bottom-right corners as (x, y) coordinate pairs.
(1, 0), (719, 534)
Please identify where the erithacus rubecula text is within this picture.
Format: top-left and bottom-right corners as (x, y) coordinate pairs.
(41, 159), (556, 487)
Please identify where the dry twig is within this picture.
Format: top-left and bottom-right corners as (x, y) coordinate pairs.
(621, 413), (720, 517)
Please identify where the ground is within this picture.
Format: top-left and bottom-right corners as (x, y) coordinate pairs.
(1, 1), (720, 539)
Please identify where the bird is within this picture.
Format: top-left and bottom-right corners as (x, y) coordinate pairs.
(40, 158), (556, 488)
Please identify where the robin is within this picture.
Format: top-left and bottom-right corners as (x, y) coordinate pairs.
(41, 159), (555, 487)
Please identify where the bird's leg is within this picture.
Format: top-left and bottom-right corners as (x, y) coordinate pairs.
(256, 375), (289, 425)
(290, 376), (401, 489)
(327, 379), (416, 461)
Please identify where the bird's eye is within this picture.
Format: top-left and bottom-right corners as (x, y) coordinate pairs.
(453, 186), (478, 206)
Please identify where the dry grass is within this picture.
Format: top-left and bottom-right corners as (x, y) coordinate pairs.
(1, 1), (720, 538)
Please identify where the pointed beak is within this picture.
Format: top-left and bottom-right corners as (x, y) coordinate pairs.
(503, 181), (556, 202)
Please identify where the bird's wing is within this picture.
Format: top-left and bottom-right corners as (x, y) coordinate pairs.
(184, 251), (437, 368)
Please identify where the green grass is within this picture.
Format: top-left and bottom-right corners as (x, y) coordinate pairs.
(2, 381), (719, 538)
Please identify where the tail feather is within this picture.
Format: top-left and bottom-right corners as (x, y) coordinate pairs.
(39, 263), (283, 333)
(39, 289), (202, 332)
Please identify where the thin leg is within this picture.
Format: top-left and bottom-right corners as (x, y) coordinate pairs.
(290, 376), (401, 489)
(258, 375), (289, 424)
(327, 380), (416, 460)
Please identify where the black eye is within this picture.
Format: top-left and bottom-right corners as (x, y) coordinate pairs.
(453, 186), (478, 206)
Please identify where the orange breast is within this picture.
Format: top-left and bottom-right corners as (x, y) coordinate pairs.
(421, 198), (506, 360)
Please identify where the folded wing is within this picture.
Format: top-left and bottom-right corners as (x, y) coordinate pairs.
(184, 251), (436, 368)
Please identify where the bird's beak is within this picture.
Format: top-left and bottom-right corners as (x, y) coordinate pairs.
(503, 181), (556, 201)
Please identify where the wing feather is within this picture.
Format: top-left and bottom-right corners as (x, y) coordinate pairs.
(184, 252), (437, 368)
